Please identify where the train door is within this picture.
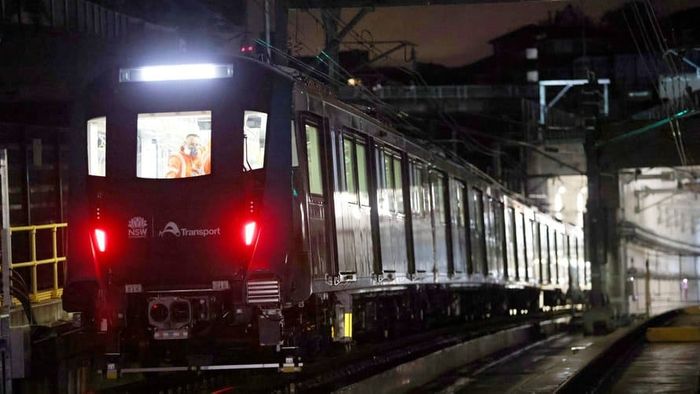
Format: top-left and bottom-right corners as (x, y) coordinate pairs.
(540, 223), (551, 284)
(577, 237), (586, 289)
(558, 232), (568, 290)
(299, 114), (336, 279)
(335, 131), (373, 278)
(566, 234), (576, 292)
(549, 226), (559, 284)
(409, 160), (432, 276)
(515, 211), (526, 281)
(375, 147), (407, 276)
(524, 216), (534, 283)
(532, 220), (542, 284)
(484, 197), (505, 280)
(493, 200), (506, 281)
(431, 171), (449, 278)
(468, 187), (486, 276)
(449, 178), (468, 277)
(505, 207), (517, 281)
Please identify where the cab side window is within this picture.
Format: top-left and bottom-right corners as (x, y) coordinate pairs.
(243, 110), (268, 171)
(305, 124), (324, 196)
(87, 117), (106, 176)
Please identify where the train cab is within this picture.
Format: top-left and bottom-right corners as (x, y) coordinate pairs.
(63, 58), (302, 352)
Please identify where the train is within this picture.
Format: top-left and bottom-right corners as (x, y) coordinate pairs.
(62, 56), (590, 371)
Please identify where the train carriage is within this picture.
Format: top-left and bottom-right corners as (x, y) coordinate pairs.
(63, 56), (589, 370)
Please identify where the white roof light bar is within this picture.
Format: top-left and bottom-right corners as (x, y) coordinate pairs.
(119, 63), (234, 83)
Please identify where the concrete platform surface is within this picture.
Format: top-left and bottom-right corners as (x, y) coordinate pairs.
(416, 323), (639, 393)
(611, 311), (700, 393)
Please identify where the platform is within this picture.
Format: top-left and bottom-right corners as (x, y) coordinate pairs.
(610, 309), (700, 393)
(415, 321), (642, 393)
(10, 299), (70, 327)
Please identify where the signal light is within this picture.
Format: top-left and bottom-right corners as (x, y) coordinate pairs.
(94, 229), (107, 253)
(243, 221), (257, 246)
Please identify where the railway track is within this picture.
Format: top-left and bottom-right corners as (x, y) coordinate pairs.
(95, 310), (573, 393)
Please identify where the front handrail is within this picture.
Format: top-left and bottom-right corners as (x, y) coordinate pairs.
(7, 223), (68, 302)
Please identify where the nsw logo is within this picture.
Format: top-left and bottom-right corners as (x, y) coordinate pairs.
(128, 216), (148, 239)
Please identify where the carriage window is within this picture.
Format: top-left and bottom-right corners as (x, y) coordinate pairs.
(393, 158), (404, 214)
(136, 111), (211, 179)
(505, 207), (516, 279)
(87, 117), (106, 176)
(433, 174), (445, 224)
(541, 224), (551, 283)
(469, 187), (486, 274)
(357, 143), (369, 206)
(343, 138), (357, 196)
(383, 153), (395, 212)
(305, 124), (323, 196)
(409, 162), (424, 215)
(243, 111), (268, 171)
(291, 122), (298, 167)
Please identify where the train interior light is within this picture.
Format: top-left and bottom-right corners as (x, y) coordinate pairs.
(119, 63), (234, 83)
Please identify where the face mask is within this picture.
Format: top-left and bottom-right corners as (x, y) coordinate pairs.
(187, 145), (198, 157)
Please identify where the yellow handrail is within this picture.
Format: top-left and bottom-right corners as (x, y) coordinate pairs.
(7, 223), (68, 302)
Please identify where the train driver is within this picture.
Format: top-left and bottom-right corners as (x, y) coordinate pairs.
(165, 134), (208, 178)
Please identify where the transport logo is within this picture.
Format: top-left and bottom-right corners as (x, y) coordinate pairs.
(128, 216), (148, 239)
(158, 222), (182, 237)
(158, 221), (221, 238)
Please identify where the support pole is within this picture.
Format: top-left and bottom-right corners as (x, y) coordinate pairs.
(272, 0), (289, 65)
(645, 259), (651, 317)
(264, 0), (272, 62)
(1, 149), (13, 394)
(584, 115), (604, 308)
(321, 8), (340, 82)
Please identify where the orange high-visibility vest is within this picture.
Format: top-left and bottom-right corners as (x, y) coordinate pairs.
(166, 152), (204, 178)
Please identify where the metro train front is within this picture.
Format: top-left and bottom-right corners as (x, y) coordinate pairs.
(63, 58), (301, 356)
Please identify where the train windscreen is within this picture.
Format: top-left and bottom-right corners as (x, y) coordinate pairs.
(136, 111), (212, 179)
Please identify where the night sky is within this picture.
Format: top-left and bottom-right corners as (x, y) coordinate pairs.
(278, 0), (698, 67)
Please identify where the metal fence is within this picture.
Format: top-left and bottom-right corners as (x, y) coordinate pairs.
(8, 222), (67, 302)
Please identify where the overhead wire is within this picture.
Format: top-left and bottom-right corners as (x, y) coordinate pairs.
(626, 1), (689, 166)
(305, 6), (521, 159)
(284, 5), (546, 186)
(639, 1), (690, 165)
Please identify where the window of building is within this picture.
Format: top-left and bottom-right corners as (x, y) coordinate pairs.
(136, 111), (212, 179)
(87, 117), (106, 176)
(305, 124), (323, 196)
(243, 110), (268, 171)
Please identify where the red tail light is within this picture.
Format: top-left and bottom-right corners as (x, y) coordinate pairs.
(94, 229), (107, 252)
(243, 221), (257, 246)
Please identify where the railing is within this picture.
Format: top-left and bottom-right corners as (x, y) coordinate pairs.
(338, 85), (538, 101)
(8, 223), (67, 302)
